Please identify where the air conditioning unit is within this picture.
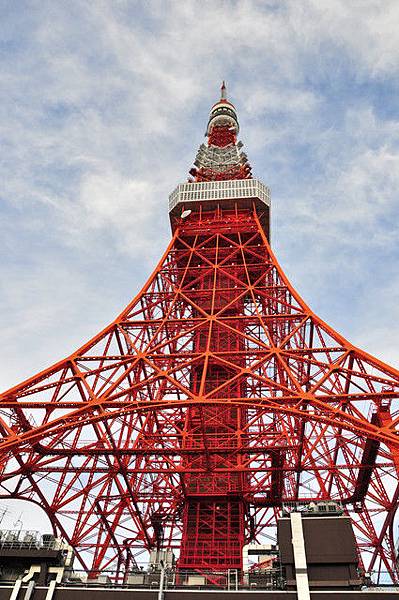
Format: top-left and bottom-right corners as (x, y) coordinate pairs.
(126, 574), (145, 585)
(90, 575), (111, 585)
(186, 575), (206, 586)
(42, 534), (56, 548)
(148, 549), (175, 569)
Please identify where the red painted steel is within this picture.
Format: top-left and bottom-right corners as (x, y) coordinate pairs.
(1, 85), (399, 582)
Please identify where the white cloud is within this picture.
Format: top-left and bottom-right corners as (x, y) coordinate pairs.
(66, 169), (165, 256)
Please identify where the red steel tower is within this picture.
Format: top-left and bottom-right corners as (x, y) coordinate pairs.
(1, 84), (399, 582)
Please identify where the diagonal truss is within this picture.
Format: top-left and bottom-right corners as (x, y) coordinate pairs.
(1, 204), (399, 581)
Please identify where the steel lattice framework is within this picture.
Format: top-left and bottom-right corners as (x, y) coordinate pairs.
(1, 85), (399, 582)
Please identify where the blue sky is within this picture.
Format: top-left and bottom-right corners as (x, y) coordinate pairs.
(1, 0), (399, 402)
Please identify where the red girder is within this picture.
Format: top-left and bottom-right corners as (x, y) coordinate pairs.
(1, 205), (399, 581)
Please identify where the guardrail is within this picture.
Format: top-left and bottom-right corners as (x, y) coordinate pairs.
(59, 567), (286, 591)
(0, 530), (61, 551)
(54, 568), (399, 591)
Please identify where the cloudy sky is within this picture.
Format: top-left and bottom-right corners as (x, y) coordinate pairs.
(1, 0), (399, 401)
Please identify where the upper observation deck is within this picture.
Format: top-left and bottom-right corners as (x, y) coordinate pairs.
(169, 178), (271, 238)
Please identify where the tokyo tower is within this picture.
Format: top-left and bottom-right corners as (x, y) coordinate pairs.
(1, 83), (399, 582)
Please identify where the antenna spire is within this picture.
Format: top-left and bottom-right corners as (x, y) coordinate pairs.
(220, 80), (227, 100)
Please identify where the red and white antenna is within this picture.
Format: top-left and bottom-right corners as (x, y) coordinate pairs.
(220, 80), (227, 100)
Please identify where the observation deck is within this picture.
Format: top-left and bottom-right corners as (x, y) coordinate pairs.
(169, 179), (271, 237)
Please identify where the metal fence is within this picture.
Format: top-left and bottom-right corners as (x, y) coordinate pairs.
(0, 530), (60, 551)
(61, 567), (285, 591)
(58, 568), (399, 592)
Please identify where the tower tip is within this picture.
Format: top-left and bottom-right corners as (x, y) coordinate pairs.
(221, 80), (227, 100)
